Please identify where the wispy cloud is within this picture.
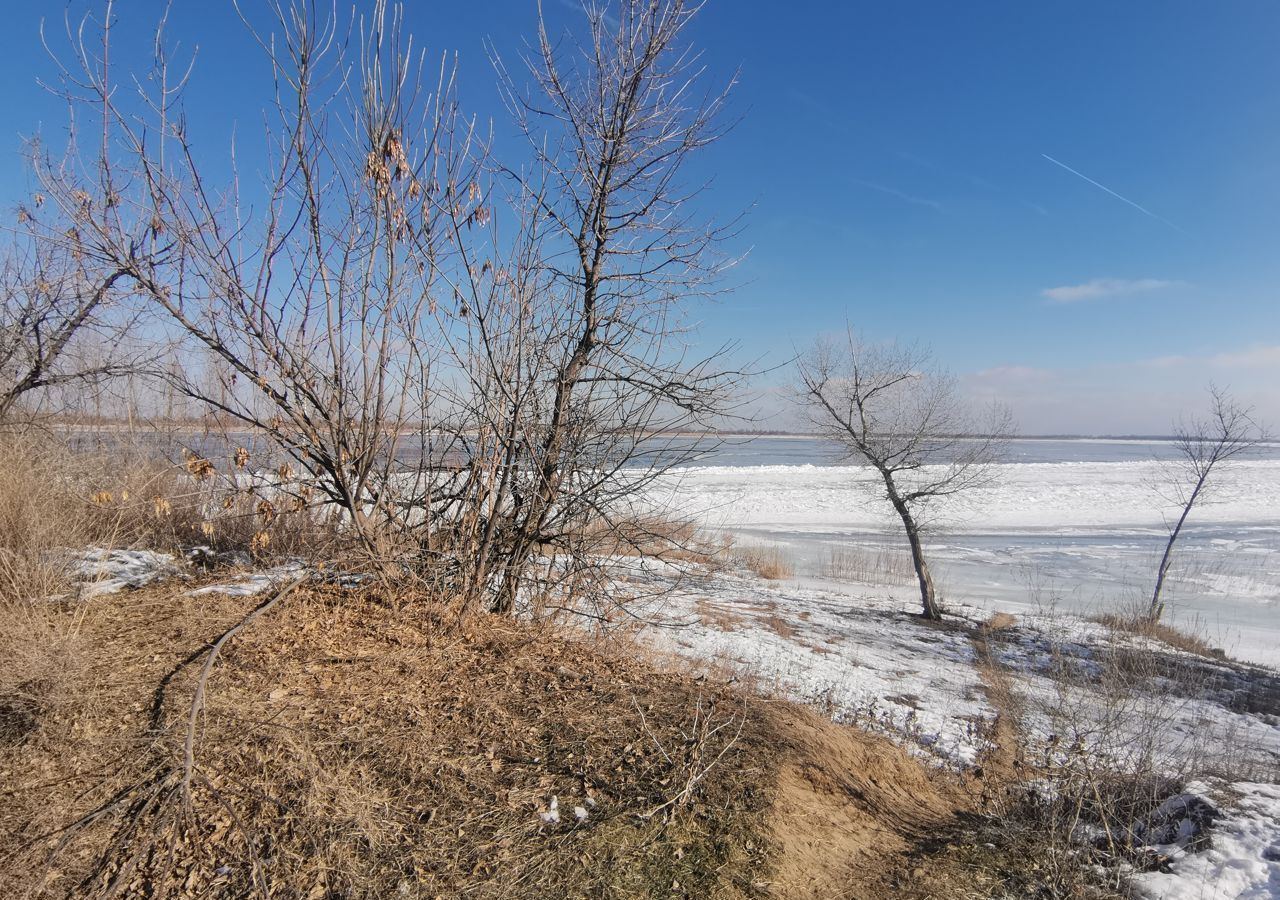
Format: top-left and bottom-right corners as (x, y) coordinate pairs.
(1041, 154), (1184, 233)
(972, 365), (1052, 381)
(960, 345), (1280, 433)
(1041, 278), (1181, 304)
(1141, 344), (1280, 370)
(849, 178), (943, 212)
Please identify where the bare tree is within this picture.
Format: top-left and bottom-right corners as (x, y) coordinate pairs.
(794, 331), (1013, 620)
(35, 0), (478, 563)
(1148, 385), (1268, 622)
(445, 0), (744, 616)
(0, 231), (134, 423)
(32, 0), (744, 614)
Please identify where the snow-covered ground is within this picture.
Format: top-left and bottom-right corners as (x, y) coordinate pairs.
(1135, 781), (1280, 900)
(627, 559), (1280, 900)
(639, 436), (1280, 898)
(636, 566), (997, 766)
(648, 441), (1280, 667)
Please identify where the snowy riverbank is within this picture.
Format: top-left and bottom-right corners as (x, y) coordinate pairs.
(647, 450), (1280, 667)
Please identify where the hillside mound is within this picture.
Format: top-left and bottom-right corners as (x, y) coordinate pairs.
(1, 580), (960, 898)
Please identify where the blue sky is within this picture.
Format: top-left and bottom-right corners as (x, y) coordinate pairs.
(1, 1), (1277, 433)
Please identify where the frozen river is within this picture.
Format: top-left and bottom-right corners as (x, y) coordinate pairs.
(652, 436), (1280, 666)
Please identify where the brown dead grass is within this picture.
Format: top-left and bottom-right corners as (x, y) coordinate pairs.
(760, 613), (797, 641)
(764, 708), (957, 899)
(1094, 612), (1220, 659)
(732, 543), (795, 581)
(578, 515), (722, 567)
(984, 611), (1017, 632)
(0, 432), (104, 601)
(695, 596), (745, 631)
(0, 580), (965, 900)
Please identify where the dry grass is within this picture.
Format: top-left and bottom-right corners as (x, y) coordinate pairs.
(731, 542), (795, 580)
(984, 611), (1018, 632)
(0, 430), (339, 601)
(760, 613), (797, 641)
(1093, 611), (1221, 659)
(823, 542), (914, 585)
(0, 579), (973, 899)
(0, 432), (107, 601)
(694, 596), (745, 631)
(572, 514), (721, 567)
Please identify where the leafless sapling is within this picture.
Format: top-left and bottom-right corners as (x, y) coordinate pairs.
(1148, 385), (1268, 622)
(794, 332), (1013, 620)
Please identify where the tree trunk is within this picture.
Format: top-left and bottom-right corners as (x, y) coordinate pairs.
(1149, 475), (1207, 622)
(880, 472), (941, 620)
(902, 513), (941, 620)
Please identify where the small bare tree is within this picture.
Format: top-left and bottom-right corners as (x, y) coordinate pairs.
(794, 331), (1013, 620)
(1148, 385), (1267, 622)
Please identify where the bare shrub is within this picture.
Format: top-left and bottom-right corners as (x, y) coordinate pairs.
(976, 605), (1280, 897)
(426, 0), (747, 619)
(36, 0), (475, 570)
(34, 0), (747, 618)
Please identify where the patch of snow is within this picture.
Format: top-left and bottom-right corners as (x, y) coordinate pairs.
(72, 548), (183, 597)
(1133, 781), (1280, 899)
(190, 563), (307, 597)
(539, 796), (560, 824)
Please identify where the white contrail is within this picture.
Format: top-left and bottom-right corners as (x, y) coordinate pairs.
(1041, 153), (1184, 233)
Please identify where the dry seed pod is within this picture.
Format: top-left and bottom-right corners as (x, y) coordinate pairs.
(184, 452), (216, 481)
(257, 499), (277, 524)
